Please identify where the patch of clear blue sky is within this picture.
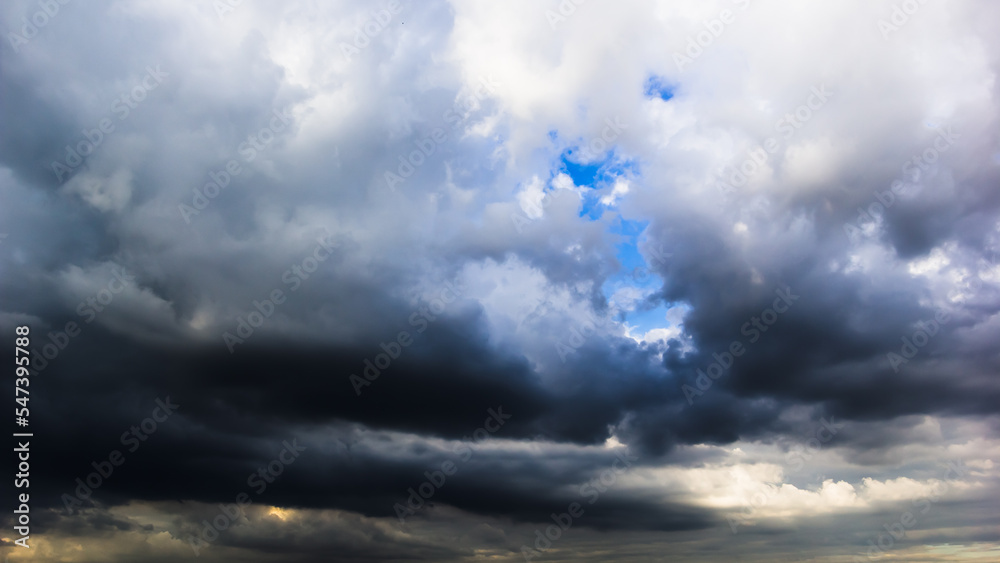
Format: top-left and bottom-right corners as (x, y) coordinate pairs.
(552, 150), (639, 220)
(604, 219), (657, 297)
(549, 72), (674, 219)
(547, 130), (657, 301)
(600, 218), (676, 337)
(643, 75), (675, 101)
(539, 76), (679, 338)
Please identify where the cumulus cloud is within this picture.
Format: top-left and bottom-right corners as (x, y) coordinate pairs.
(1, 0), (999, 561)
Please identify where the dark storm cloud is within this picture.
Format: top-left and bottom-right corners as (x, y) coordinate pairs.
(0, 316), (700, 530)
(2, 0), (1000, 561)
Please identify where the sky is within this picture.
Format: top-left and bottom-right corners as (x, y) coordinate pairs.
(1, 0), (999, 561)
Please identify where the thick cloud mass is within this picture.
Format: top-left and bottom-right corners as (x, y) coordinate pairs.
(1, 0), (999, 561)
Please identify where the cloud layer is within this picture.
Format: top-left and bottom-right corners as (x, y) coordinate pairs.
(1, 0), (999, 561)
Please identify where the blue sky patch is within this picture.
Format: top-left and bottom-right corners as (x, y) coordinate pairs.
(644, 75), (675, 101)
(595, 217), (686, 339)
(560, 152), (604, 187)
(601, 218), (659, 296)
